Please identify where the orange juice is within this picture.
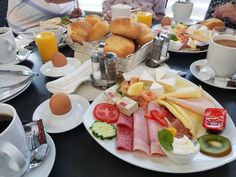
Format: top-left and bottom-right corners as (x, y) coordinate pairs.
(35, 31), (58, 63)
(137, 12), (153, 27)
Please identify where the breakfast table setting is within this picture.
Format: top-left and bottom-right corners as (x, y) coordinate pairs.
(1, 1), (236, 177)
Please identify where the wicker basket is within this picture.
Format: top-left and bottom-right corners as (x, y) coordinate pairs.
(64, 34), (153, 73)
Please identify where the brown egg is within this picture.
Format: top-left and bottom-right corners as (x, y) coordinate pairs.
(49, 93), (72, 115)
(51, 52), (67, 67)
(161, 16), (171, 27)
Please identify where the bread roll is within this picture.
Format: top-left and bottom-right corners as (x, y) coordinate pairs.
(109, 17), (142, 39)
(136, 23), (155, 45)
(104, 34), (135, 58)
(85, 15), (103, 26)
(67, 20), (91, 44)
(87, 21), (109, 42)
(201, 18), (225, 30)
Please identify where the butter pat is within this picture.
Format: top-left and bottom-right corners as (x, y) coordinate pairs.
(140, 71), (154, 86)
(116, 96), (138, 116)
(158, 77), (176, 92)
(155, 68), (167, 81)
(150, 82), (165, 97)
(104, 84), (122, 104)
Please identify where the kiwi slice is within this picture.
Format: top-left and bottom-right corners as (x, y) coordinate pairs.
(198, 134), (232, 157)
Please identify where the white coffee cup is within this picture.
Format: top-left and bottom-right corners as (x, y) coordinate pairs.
(0, 27), (17, 64)
(111, 4), (131, 21)
(172, 1), (193, 24)
(207, 34), (236, 78)
(0, 103), (31, 177)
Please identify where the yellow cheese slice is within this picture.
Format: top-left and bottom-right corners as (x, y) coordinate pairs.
(158, 77), (176, 92)
(158, 99), (206, 138)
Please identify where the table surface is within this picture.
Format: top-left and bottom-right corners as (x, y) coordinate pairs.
(6, 46), (236, 177)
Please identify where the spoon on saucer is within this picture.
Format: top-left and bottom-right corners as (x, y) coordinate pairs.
(29, 143), (49, 169)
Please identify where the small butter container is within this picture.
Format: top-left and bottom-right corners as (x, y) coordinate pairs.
(203, 108), (227, 134)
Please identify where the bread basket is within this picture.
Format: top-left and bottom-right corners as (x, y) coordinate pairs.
(63, 34), (153, 73)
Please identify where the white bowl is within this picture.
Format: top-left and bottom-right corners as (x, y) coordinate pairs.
(161, 139), (200, 165)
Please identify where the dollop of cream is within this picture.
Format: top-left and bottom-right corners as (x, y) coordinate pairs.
(172, 136), (196, 155)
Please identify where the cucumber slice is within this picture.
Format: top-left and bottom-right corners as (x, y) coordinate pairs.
(90, 121), (116, 140)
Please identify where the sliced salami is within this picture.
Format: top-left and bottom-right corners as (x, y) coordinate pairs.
(116, 113), (134, 151)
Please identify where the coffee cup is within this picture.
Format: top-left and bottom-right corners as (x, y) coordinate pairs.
(111, 4), (131, 21)
(0, 27), (17, 64)
(172, 1), (193, 24)
(207, 27), (236, 78)
(0, 103), (31, 177)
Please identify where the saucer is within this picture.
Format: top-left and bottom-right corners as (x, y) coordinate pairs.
(0, 65), (33, 102)
(40, 57), (81, 77)
(24, 133), (55, 177)
(0, 48), (30, 65)
(32, 94), (90, 133)
(190, 59), (236, 90)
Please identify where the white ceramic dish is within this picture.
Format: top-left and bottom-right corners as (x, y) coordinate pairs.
(82, 72), (236, 173)
(33, 94), (90, 133)
(0, 48), (30, 65)
(190, 59), (236, 90)
(40, 57), (81, 77)
(0, 65), (33, 102)
(23, 133), (56, 177)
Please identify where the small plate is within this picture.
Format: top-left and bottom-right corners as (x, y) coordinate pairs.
(0, 48), (30, 65)
(40, 57), (81, 77)
(0, 65), (33, 102)
(24, 133), (55, 177)
(190, 59), (236, 90)
(32, 94), (90, 133)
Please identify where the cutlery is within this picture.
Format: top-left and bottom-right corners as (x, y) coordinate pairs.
(0, 75), (34, 90)
(29, 143), (49, 169)
(0, 70), (38, 77)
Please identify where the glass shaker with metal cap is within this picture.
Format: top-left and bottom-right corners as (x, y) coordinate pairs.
(90, 51), (103, 88)
(145, 36), (164, 68)
(105, 52), (117, 87)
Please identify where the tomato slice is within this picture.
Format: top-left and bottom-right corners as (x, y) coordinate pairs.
(150, 110), (167, 126)
(93, 103), (119, 123)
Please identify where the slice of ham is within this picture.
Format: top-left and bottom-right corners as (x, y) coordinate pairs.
(166, 96), (216, 115)
(116, 113), (133, 151)
(147, 101), (166, 155)
(133, 109), (150, 155)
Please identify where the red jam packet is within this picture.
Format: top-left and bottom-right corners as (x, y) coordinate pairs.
(203, 108), (227, 134)
(23, 119), (47, 150)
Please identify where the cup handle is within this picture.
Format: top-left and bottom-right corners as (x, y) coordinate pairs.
(0, 143), (26, 172)
(5, 38), (16, 53)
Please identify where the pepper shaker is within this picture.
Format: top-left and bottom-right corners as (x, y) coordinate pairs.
(105, 52), (117, 87)
(145, 36), (164, 68)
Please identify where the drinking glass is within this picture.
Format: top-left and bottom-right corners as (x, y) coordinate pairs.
(137, 12), (152, 27)
(35, 31), (58, 63)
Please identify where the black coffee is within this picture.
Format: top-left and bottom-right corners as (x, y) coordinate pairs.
(0, 114), (13, 134)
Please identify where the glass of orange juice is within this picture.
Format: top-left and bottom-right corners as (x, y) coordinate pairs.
(35, 31), (58, 63)
(137, 12), (153, 27)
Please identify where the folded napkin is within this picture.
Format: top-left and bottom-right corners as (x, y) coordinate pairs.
(46, 60), (92, 94)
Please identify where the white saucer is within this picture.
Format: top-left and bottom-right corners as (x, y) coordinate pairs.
(32, 94), (90, 133)
(0, 48), (30, 65)
(0, 65), (33, 102)
(190, 59), (236, 89)
(40, 57), (81, 77)
(23, 133), (55, 177)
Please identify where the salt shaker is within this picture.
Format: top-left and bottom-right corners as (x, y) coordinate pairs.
(145, 36), (164, 68)
(105, 52), (117, 87)
(90, 52), (102, 88)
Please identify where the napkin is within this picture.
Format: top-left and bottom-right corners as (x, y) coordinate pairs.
(46, 60), (92, 94)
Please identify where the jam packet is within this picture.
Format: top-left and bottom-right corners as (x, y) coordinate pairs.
(23, 119), (47, 151)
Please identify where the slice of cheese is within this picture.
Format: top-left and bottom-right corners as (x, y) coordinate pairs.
(150, 82), (165, 97)
(140, 71), (154, 86)
(158, 77), (176, 92)
(158, 99), (206, 138)
(162, 86), (202, 99)
(155, 68), (167, 81)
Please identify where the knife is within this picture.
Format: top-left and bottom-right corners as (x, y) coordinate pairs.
(0, 70), (39, 77)
(0, 75), (34, 90)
